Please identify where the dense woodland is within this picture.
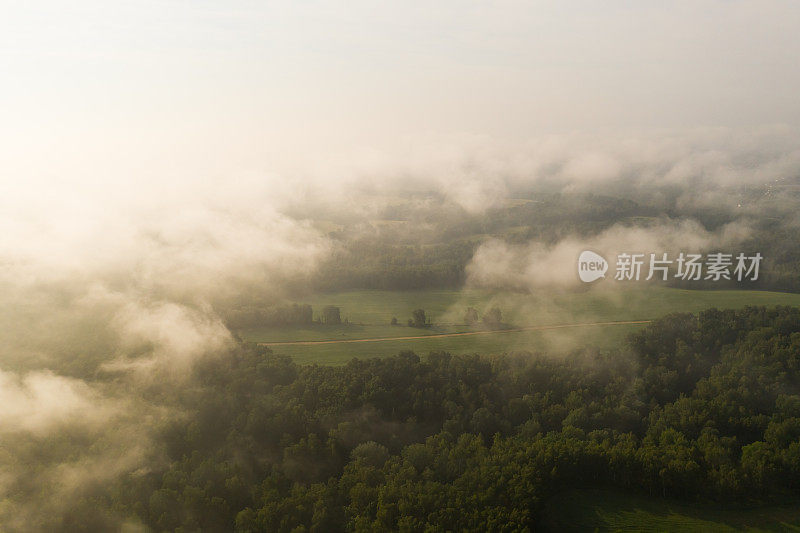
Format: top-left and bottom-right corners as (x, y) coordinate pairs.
(61, 305), (800, 531)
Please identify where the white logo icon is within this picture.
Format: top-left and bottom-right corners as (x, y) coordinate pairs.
(578, 250), (608, 282)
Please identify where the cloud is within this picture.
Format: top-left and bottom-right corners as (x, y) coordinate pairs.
(0, 364), (158, 531)
(104, 299), (233, 379)
(0, 124), (794, 529)
(0, 369), (115, 435)
(269, 126), (800, 215)
(0, 161), (333, 530)
(466, 219), (753, 290)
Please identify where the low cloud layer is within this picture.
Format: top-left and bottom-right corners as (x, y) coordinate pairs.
(273, 126), (800, 218)
(0, 125), (797, 529)
(0, 369), (115, 435)
(466, 219), (753, 290)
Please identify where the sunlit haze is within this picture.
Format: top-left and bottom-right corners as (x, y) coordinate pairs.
(3, 2), (800, 531)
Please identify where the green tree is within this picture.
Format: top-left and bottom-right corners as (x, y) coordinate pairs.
(482, 307), (502, 327)
(322, 305), (342, 325)
(411, 309), (427, 328)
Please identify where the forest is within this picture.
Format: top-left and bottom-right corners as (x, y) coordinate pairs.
(52, 305), (800, 531)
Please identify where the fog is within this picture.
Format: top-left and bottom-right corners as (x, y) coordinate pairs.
(2, 123), (799, 527)
(466, 218), (754, 290)
(3, 1), (800, 530)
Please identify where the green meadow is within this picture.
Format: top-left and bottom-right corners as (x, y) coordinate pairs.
(238, 287), (800, 364)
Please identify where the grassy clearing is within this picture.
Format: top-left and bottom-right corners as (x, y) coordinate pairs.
(237, 287), (800, 365)
(540, 489), (800, 532)
(250, 323), (643, 365)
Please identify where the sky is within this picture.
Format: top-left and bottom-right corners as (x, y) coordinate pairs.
(2, 0), (800, 179)
(1, 0), (799, 274)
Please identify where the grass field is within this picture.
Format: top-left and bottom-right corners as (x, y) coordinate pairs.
(238, 287), (800, 364)
(541, 489), (800, 532)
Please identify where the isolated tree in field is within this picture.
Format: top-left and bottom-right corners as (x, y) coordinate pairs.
(483, 307), (502, 327)
(411, 308), (427, 328)
(391, 317), (398, 325)
(464, 307), (479, 325)
(322, 305), (341, 325)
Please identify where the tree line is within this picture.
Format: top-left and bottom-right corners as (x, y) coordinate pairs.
(225, 304), (346, 328)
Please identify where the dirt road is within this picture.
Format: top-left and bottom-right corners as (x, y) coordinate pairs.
(258, 319), (652, 346)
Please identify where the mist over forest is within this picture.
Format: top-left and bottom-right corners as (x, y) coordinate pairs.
(5, 1), (800, 531)
(1, 126), (800, 531)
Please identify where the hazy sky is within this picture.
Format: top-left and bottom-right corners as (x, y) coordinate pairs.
(3, 0), (800, 176)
